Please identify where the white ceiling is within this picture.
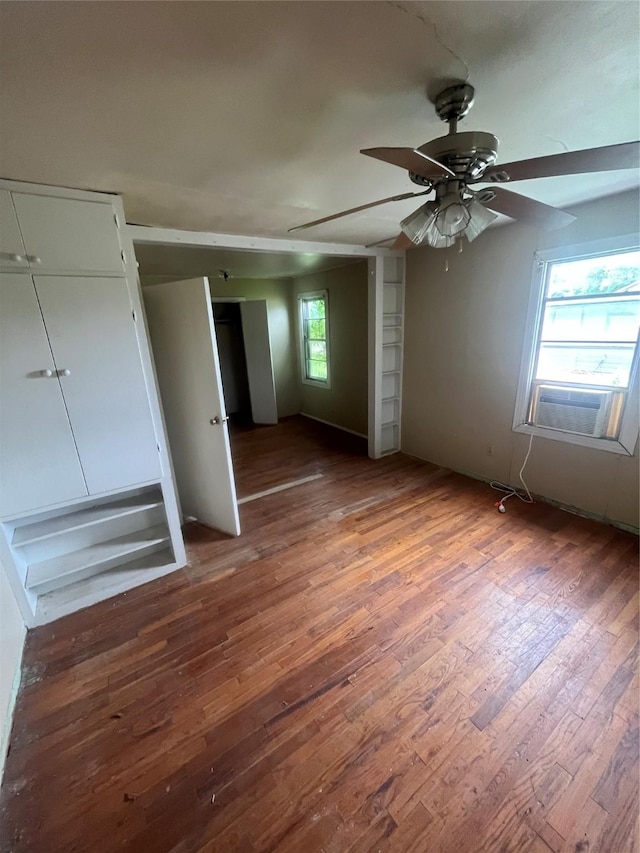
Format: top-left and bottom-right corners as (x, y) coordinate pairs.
(1, 1), (638, 247)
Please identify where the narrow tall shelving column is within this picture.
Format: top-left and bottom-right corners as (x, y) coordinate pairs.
(368, 253), (405, 458)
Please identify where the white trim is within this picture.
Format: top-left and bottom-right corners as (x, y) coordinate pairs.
(111, 198), (187, 568)
(237, 474), (324, 505)
(298, 289), (331, 389)
(513, 234), (640, 457)
(0, 178), (116, 205)
(127, 224), (388, 258)
(513, 422), (637, 455)
(535, 233), (640, 264)
(368, 257), (383, 459)
(300, 412), (368, 439)
(1, 628), (25, 783)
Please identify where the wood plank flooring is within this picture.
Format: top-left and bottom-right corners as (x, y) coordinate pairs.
(1, 416), (638, 852)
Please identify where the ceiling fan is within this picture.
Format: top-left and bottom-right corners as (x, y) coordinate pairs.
(289, 83), (640, 249)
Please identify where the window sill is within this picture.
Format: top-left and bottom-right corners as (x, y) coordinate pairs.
(301, 377), (331, 390)
(513, 422), (636, 456)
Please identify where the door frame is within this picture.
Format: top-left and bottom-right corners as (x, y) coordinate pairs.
(128, 224), (404, 459)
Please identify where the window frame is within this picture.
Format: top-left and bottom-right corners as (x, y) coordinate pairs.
(297, 289), (331, 389)
(513, 233), (640, 456)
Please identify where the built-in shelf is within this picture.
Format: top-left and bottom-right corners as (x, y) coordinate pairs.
(26, 524), (170, 594)
(382, 398), (400, 427)
(13, 495), (163, 547)
(381, 423), (400, 453)
(374, 255), (405, 458)
(382, 371), (401, 400)
(34, 546), (176, 626)
(383, 313), (402, 325)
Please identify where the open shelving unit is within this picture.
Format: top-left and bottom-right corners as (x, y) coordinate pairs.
(381, 256), (404, 454)
(1, 485), (177, 625)
(369, 254), (405, 457)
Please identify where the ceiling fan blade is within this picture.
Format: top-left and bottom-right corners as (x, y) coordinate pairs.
(483, 186), (576, 230)
(365, 236), (398, 248)
(480, 141), (640, 184)
(288, 190), (430, 233)
(391, 232), (416, 250)
(360, 147), (455, 180)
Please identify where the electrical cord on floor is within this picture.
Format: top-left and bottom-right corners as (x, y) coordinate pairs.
(490, 432), (535, 512)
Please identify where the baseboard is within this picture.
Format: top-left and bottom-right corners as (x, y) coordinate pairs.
(300, 412), (367, 440)
(1, 623), (26, 783)
(403, 452), (639, 536)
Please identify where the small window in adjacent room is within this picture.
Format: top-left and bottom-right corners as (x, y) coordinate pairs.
(514, 236), (640, 455)
(298, 290), (331, 387)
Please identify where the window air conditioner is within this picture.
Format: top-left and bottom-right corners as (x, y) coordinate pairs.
(530, 385), (613, 438)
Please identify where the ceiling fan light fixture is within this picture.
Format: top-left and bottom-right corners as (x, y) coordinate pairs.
(434, 192), (471, 238)
(400, 201), (438, 245)
(401, 191), (499, 249)
(423, 227), (457, 249)
(463, 198), (498, 242)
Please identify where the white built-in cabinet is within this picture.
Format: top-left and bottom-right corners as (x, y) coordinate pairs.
(0, 181), (185, 627)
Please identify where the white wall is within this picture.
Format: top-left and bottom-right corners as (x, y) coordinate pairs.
(402, 190), (640, 530)
(1, 557), (25, 779)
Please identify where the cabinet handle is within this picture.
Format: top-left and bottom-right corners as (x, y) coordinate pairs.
(40, 369), (53, 378)
(26, 255), (42, 264)
(58, 369), (71, 377)
(0, 252), (25, 262)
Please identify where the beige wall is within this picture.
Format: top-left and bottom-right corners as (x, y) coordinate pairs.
(402, 190), (640, 530)
(291, 262), (368, 436)
(142, 275), (300, 419)
(1, 559), (25, 779)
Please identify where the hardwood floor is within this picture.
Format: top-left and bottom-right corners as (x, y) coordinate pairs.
(1, 416), (638, 852)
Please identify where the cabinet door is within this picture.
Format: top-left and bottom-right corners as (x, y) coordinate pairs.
(0, 273), (88, 517)
(12, 193), (125, 273)
(0, 191), (29, 269)
(34, 276), (161, 494)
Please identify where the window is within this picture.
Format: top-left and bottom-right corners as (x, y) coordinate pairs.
(298, 290), (330, 387)
(514, 235), (640, 455)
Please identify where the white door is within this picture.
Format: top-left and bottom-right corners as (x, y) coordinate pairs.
(240, 300), (278, 424)
(34, 276), (162, 494)
(0, 273), (87, 517)
(143, 278), (240, 536)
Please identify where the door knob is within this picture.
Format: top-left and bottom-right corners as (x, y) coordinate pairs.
(210, 416), (229, 425)
(40, 369), (53, 378)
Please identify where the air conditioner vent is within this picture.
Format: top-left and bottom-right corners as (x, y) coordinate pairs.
(530, 385), (612, 437)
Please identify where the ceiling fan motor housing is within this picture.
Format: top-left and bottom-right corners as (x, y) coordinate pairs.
(410, 131), (500, 184)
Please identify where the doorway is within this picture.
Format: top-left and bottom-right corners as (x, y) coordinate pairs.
(213, 301), (252, 423)
(132, 233), (393, 542)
